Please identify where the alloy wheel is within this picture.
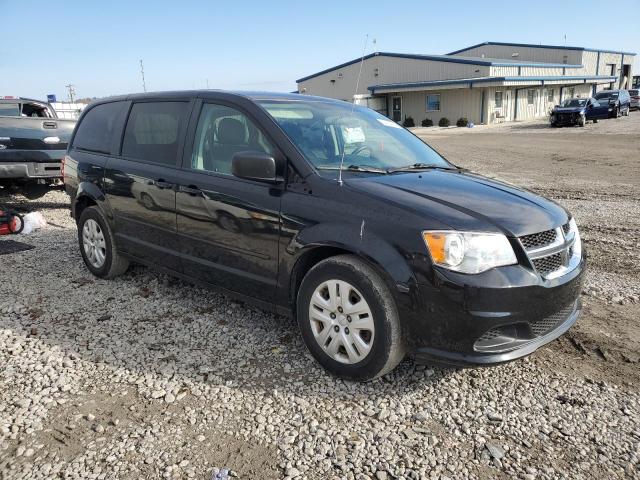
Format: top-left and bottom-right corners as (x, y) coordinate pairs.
(82, 219), (107, 269)
(308, 279), (375, 364)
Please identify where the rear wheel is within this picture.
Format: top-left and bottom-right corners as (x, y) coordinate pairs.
(297, 255), (405, 381)
(78, 206), (129, 279)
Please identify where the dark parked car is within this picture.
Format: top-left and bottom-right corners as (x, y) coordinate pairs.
(550, 97), (610, 127)
(0, 97), (76, 197)
(593, 89), (631, 117)
(629, 89), (639, 110)
(64, 91), (585, 380)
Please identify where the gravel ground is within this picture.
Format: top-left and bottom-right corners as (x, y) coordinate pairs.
(1, 114), (639, 479)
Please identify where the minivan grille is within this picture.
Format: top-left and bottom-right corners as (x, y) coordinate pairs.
(520, 229), (557, 250)
(532, 253), (563, 276)
(519, 222), (575, 279)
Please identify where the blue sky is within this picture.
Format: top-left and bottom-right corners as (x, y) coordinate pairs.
(1, 0), (638, 100)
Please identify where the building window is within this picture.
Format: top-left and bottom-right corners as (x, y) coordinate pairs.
(527, 90), (535, 105)
(547, 89), (554, 102)
(426, 94), (440, 111)
(494, 91), (503, 108)
(562, 55), (568, 64)
(567, 87), (575, 98)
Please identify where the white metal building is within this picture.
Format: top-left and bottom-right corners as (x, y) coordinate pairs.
(296, 41), (636, 125)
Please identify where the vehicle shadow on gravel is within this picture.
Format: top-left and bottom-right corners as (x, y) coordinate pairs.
(7, 256), (455, 405)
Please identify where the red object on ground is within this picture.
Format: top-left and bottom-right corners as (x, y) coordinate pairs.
(0, 209), (23, 235)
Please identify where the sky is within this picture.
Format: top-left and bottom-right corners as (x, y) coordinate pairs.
(1, 0), (639, 101)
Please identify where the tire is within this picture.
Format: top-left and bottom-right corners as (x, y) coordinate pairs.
(77, 206), (129, 279)
(593, 118), (598, 123)
(296, 254), (405, 381)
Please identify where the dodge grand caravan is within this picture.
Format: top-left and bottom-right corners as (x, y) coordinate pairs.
(64, 91), (585, 381)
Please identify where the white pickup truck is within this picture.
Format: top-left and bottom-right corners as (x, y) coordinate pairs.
(0, 97), (76, 198)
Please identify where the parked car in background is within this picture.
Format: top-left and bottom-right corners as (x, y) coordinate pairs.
(550, 97), (610, 127)
(629, 89), (640, 110)
(65, 91), (585, 380)
(593, 89), (631, 117)
(0, 97), (76, 198)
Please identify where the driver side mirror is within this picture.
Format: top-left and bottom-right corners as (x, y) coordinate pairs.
(232, 151), (283, 184)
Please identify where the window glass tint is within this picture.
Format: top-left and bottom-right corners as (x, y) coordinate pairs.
(426, 94), (440, 111)
(0, 103), (20, 117)
(494, 91), (502, 108)
(122, 102), (188, 165)
(191, 103), (274, 175)
(73, 101), (126, 154)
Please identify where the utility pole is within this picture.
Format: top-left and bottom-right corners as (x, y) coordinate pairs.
(65, 84), (76, 103)
(140, 59), (147, 92)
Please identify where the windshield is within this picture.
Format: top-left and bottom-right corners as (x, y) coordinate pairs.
(258, 99), (452, 171)
(595, 91), (618, 100)
(562, 99), (587, 107)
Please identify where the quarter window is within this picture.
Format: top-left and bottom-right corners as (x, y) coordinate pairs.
(122, 102), (189, 165)
(494, 91), (503, 108)
(527, 90), (535, 105)
(0, 103), (20, 117)
(73, 101), (127, 154)
(426, 94), (441, 112)
(191, 103), (274, 175)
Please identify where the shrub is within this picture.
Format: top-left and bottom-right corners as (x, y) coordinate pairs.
(438, 117), (450, 127)
(421, 118), (433, 127)
(403, 116), (415, 128)
(456, 117), (469, 127)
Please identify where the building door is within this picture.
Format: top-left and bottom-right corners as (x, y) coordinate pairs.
(391, 96), (402, 122)
(505, 90), (512, 121)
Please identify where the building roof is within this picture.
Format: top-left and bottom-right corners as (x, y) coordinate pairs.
(447, 41), (637, 56)
(296, 52), (585, 83)
(368, 75), (619, 94)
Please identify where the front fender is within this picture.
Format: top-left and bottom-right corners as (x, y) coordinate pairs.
(289, 221), (416, 290)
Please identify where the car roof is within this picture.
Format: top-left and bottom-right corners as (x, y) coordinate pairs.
(0, 97), (50, 105)
(88, 90), (347, 107)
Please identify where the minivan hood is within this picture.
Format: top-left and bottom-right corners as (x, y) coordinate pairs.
(348, 170), (568, 237)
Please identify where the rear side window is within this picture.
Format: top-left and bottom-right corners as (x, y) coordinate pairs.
(122, 102), (188, 166)
(0, 103), (20, 116)
(74, 101), (127, 154)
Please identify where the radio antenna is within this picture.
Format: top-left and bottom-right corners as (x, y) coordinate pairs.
(338, 33), (369, 186)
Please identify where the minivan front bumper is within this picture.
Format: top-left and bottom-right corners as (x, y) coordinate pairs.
(405, 255), (585, 366)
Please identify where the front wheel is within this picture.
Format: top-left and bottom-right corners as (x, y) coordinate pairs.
(78, 206), (129, 279)
(297, 255), (405, 381)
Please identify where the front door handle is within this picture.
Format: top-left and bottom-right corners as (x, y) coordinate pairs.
(154, 179), (175, 189)
(179, 185), (203, 196)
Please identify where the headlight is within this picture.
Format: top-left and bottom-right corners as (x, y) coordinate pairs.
(422, 231), (517, 274)
(569, 218), (581, 259)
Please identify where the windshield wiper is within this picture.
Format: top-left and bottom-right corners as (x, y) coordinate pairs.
(386, 163), (456, 173)
(316, 164), (387, 174)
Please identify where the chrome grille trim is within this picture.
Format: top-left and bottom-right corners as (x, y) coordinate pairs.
(519, 222), (577, 279)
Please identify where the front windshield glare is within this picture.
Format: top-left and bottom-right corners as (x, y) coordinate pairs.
(258, 100), (452, 171)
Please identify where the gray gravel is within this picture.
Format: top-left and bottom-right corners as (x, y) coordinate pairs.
(2, 114), (640, 480)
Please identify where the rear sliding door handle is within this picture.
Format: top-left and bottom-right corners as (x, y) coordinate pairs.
(153, 179), (175, 189)
(179, 185), (203, 196)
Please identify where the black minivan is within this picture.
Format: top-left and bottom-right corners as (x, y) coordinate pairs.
(64, 91), (585, 380)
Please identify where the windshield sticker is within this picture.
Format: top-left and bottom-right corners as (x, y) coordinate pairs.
(342, 126), (366, 144)
(377, 118), (402, 129)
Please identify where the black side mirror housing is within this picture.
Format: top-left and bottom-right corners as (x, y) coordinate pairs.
(232, 151), (282, 183)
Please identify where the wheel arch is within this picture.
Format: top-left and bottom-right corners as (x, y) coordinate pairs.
(287, 224), (416, 314)
(73, 181), (111, 223)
